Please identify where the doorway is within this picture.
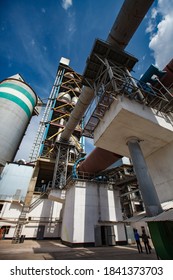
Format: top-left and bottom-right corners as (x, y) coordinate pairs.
(94, 225), (116, 246)
(36, 225), (45, 240)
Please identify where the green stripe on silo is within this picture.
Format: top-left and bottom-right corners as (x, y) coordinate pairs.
(0, 82), (36, 107)
(0, 92), (31, 118)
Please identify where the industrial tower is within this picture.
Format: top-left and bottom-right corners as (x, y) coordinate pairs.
(29, 57), (84, 188)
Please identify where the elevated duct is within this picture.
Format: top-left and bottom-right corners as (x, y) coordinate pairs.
(78, 147), (121, 174)
(60, 86), (94, 141)
(107, 0), (154, 49)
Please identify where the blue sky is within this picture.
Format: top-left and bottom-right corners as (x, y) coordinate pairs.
(0, 0), (173, 160)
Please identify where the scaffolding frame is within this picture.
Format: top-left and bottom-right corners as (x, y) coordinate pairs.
(29, 67), (65, 162)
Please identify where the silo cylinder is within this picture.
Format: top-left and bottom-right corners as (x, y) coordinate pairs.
(64, 72), (74, 79)
(58, 92), (71, 103)
(72, 96), (78, 105)
(0, 78), (37, 166)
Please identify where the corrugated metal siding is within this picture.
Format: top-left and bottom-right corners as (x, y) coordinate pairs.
(145, 209), (173, 222)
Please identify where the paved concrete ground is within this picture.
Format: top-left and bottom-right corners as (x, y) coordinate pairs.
(0, 240), (158, 260)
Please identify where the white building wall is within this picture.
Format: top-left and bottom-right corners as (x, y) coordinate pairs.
(22, 222), (60, 239)
(61, 186), (75, 243)
(28, 197), (62, 220)
(0, 202), (21, 219)
(99, 186), (110, 221)
(73, 182), (98, 243)
(61, 181), (126, 245)
(146, 140), (173, 203)
(113, 191), (126, 241)
(0, 197), (63, 239)
(73, 184), (86, 243)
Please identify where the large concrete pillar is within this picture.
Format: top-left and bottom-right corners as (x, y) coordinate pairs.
(127, 137), (163, 217)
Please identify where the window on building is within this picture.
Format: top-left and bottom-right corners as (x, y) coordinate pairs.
(0, 204), (3, 213)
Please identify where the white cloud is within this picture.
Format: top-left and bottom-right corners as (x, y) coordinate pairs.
(61, 0), (72, 10)
(61, 10), (76, 53)
(151, 7), (158, 19)
(146, 20), (155, 34)
(147, 0), (173, 69)
(67, 11), (76, 36)
(61, 1), (76, 38)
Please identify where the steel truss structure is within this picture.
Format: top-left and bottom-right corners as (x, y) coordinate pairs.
(83, 39), (173, 138)
(52, 142), (71, 189)
(29, 67), (66, 162)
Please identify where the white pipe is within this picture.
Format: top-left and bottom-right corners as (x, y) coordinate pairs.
(60, 86), (94, 141)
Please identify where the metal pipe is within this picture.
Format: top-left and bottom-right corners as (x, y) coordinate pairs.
(60, 86), (94, 141)
(78, 147), (121, 173)
(107, 0), (154, 49)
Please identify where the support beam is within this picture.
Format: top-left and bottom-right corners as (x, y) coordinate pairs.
(127, 137), (163, 217)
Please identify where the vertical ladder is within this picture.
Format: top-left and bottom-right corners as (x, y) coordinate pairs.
(12, 205), (29, 243)
(29, 104), (52, 161)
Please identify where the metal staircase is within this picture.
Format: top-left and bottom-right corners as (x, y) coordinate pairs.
(12, 205), (29, 243)
(12, 191), (49, 243)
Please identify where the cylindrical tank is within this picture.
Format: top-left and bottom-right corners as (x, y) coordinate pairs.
(72, 96), (78, 105)
(56, 118), (65, 142)
(74, 87), (81, 93)
(58, 92), (71, 103)
(64, 72), (74, 79)
(0, 78), (37, 166)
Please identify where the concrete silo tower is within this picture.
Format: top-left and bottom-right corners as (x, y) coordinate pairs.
(0, 74), (37, 167)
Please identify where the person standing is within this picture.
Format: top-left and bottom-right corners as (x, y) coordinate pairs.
(141, 230), (151, 254)
(134, 229), (143, 253)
